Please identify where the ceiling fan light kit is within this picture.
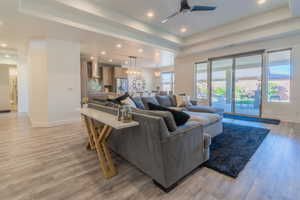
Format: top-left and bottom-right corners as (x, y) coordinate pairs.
(161, 0), (216, 24)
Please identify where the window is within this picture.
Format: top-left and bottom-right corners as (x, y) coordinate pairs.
(267, 49), (292, 103)
(161, 72), (174, 92)
(195, 62), (208, 99)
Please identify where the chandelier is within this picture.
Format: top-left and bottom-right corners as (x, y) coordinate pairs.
(154, 64), (161, 77)
(126, 56), (140, 75)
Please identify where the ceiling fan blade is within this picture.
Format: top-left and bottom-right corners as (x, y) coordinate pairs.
(191, 6), (216, 12)
(161, 11), (180, 23)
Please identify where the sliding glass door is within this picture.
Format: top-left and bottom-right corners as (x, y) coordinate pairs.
(209, 52), (263, 116)
(235, 55), (262, 116)
(211, 59), (233, 113)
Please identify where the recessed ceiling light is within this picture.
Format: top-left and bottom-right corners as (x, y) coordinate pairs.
(5, 54), (10, 58)
(138, 48), (144, 53)
(180, 27), (187, 33)
(1, 43), (7, 48)
(116, 44), (122, 48)
(257, 0), (266, 5)
(147, 11), (154, 18)
(90, 56), (95, 60)
(101, 51), (107, 55)
(109, 59), (113, 62)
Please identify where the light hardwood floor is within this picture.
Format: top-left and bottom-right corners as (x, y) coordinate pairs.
(1, 113), (300, 200)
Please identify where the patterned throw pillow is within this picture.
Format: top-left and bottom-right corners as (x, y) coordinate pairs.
(175, 95), (192, 107)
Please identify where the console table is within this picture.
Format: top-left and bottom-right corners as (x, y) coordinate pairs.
(81, 108), (139, 179)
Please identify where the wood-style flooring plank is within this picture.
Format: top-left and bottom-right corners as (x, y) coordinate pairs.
(0, 113), (300, 200)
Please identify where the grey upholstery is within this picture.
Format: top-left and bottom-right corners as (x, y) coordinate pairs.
(186, 105), (224, 116)
(184, 111), (223, 137)
(141, 96), (159, 109)
(156, 95), (174, 107)
(88, 103), (209, 189)
(203, 120), (223, 138)
(203, 134), (212, 161)
(185, 111), (221, 126)
(131, 96), (145, 110)
(170, 95), (177, 107)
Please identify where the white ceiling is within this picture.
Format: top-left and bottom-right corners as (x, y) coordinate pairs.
(93, 0), (289, 36)
(0, 0), (295, 67)
(0, 0), (174, 67)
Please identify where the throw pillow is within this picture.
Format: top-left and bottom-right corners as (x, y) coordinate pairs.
(133, 108), (177, 132)
(148, 103), (190, 126)
(107, 93), (129, 105)
(175, 95), (192, 107)
(121, 97), (137, 108)
(141, 96), (159, 109)
(156, 95), (173, 107)
(131, 96), (146, 110)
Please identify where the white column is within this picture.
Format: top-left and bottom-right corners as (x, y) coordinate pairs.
(17, 55), (29, 113)
(28, 39), (81, 127)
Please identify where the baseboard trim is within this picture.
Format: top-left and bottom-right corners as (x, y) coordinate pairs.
(262, 114), (300, 124)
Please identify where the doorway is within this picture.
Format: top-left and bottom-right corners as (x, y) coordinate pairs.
(0, 65), (18, 112)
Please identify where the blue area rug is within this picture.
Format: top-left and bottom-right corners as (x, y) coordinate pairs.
(204, 122), (270, 178)
(224, 113), (280, 125)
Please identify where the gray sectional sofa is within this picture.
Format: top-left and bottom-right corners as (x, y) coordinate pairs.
(88, 95), (224, 192)
(89, 103), (212, 192)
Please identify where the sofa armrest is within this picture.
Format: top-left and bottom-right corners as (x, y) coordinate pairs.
(159, 121), (207, 188)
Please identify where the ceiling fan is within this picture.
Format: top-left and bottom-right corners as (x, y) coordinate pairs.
(161, 0), (216, 24)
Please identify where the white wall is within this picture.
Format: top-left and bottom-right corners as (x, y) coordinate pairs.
(0, 65), (10, 111)
(175, 34), (300, 123)
(28, 39), (81, 127)
(47, 39), (81, 124)
(28, 41), (49, 125)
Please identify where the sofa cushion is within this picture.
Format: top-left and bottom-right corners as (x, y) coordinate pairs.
(148, 103), (190, 126)
(169, 107), (186, 111)
(141, 96), (159, 109)
(184, 111), (221, 126)
(186, 105), (224, 116)
(133, 108), (177, 132)
(131, 96), (145, 110)
(156, 95), (173, 107)
(170, 95), (177, 107)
